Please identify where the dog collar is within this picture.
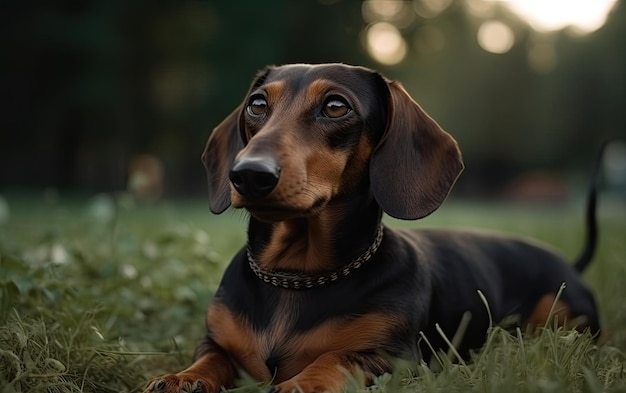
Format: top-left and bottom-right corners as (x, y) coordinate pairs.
(246, 224), (384, 290)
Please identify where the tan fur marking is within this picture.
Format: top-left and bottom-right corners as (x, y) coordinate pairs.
(266, 130), (313, 209)
(305, 79), (335, 100)
(274, 352), (359, 393)
(277, 312), (400, 379)
(207, 302), (272, 381)
(525, 294), (573, 330)
(143, 346), (237, 393)
(208, 301), (402, 385)
(259, 217), (335, 273)
(307, 146), (348, 195)
(264, 81), (286, 99)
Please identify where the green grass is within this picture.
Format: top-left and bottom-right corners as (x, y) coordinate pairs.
(0, 192), (625, 392)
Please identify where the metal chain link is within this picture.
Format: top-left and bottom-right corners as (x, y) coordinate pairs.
(246, 224), (384, 289)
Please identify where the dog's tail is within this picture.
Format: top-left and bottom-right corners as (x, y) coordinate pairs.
(573, 141), (608, 272)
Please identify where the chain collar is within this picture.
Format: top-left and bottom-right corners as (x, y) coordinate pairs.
(246, 224), (384, 290)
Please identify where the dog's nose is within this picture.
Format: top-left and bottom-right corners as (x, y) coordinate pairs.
(229, 157), (280, 198)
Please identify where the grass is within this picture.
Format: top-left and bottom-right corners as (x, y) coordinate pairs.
(0, 191), (625, 392)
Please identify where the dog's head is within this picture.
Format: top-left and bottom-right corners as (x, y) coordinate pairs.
(203, 63), (463, 222)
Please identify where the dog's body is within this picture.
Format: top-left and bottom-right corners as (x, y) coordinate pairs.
(145, 64), (600, 393)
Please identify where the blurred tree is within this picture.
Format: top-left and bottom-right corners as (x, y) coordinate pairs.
(0, 0), (369, 195)
(0, 0), (623, 197)
(388, 0), (625, 195)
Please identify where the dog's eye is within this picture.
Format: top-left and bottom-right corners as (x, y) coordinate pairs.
(322, 97), (351, 118)
(247, 96), (268, 116)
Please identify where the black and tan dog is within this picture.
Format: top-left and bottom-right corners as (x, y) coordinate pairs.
(144, 63), (601, 393)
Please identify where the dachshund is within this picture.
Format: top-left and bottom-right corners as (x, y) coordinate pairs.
(144, 63), (601, 393)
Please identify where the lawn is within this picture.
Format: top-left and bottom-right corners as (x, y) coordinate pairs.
(1, 192), (625, 392)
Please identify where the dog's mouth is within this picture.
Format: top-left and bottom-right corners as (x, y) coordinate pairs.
(239, 197), (329, 222)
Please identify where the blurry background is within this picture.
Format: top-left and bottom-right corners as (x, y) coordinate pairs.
(1, 0), (625, 201)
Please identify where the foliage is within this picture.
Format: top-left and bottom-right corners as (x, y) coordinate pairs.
(2, 1), (624, 192)
(0, 193), (625, 392)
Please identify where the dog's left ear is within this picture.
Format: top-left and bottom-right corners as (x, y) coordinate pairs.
(370, 80), (463, 220)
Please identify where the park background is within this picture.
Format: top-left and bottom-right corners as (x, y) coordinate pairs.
(1, 0), (625, 200)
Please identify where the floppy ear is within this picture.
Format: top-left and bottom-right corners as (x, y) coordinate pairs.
(202, 67), (272, 214)
(202, 106), (244, 214)
(370, 80), (463, 220)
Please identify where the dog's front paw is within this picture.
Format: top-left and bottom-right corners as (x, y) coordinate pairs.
(143, 373), (218, 393)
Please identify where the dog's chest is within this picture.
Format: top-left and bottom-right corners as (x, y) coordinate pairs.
(209, 299), (325, 382)
(209, 297), (394, 383)
(252, 313), (314, 381)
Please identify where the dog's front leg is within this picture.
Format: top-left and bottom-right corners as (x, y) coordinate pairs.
(144, 339), (237, 393)
(271, 351), (390, 393)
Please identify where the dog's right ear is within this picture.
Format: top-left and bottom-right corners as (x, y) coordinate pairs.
(202, 68), (271, 214)
(202, 106), (244, 214)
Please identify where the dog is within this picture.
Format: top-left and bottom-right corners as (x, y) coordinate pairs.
(144, 63), (601, 393)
